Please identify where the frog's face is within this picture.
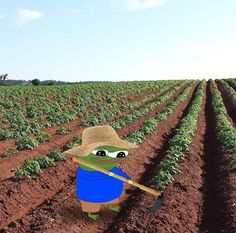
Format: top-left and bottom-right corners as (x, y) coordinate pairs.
(79, 145), (129, 171)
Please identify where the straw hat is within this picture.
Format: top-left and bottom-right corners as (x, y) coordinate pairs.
(63, 125), (139, 157)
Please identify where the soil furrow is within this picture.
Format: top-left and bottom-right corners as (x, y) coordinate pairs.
(1, 84), (198, 233)
(0, 83), (194, 231)
(200, 82), (236, 233)
(216, 81), (236, 125)
(0, 83), (184, 180)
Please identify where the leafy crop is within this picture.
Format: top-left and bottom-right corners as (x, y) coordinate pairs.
(126, 82), (194, 144)
(34, 156), (55, 168)
(211, 80), (236, 168)
(14, 159), (41, 177)
(14, 150), (65, 178)
(1, 80), (174, 141)
(1, 148), (17, 157)
(65, 136), (82, 149)
(56, 127), (68, 135)
(47, 150), (65, 161)
(36, 132), (52, 142)
(15, 136), (39, 150)
(218, 79), (236, 103)
(154, 80), (205, 189)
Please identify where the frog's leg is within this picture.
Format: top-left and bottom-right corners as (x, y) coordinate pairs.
(108, 205), (121, 212)
(88, 212), (100, 220)
(80, 200), (101, 220)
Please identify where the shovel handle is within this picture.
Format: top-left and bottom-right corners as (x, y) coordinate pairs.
(72, 157), (161, 197)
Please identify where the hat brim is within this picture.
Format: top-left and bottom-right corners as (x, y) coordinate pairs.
(63, 139), (139, 157)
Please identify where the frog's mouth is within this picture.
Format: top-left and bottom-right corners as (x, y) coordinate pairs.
(91, 158), (119, 164)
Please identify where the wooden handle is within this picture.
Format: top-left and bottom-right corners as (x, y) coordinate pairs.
(73, 157), (161, 197)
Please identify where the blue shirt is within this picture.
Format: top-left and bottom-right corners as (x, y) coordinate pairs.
(76, 167), (130, 202)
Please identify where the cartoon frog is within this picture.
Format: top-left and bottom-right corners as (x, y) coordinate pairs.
(64, 125), (138, 220)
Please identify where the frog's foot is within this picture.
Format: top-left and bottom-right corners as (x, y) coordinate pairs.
(88, 212), (100, 220)
(109, 205), (121, 212)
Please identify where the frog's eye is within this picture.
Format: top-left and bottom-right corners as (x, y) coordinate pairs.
(116, 151), (128, 158)
(91, 150), (108, 156)
(108, 151), (128, 158)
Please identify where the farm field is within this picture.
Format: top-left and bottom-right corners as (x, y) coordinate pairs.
(0, 79), (235, 233)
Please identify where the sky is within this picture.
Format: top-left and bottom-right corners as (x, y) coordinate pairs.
(0, 0), (236, 82)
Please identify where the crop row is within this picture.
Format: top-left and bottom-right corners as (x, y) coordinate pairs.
(13, 81), (193, 177)
(153, 80), (205, 189)
(14, 150), (65, 177)
(2, 82), (181, 156)
(210, 80), (236, 168)
(80, 81), (180, 126)
(0, 81), (178, 141)
(108, 81), (191, 130)
(125, 82), (195, 143)
(226, 79), (236, 90)
(217, 79), (236, 104)
(0, 81), (171, 122)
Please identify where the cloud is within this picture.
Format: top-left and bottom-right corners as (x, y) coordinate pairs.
(16, 8), (43, 26)
(127, 0), (167, 10)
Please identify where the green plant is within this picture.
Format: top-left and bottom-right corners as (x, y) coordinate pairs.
(211, 80), (236, 168)
(153, 80), (205, 189)
(65, 136), (82, 149)
(56, 127), (67, 135)
(36, 132), (52, 142)
(34, 156), (55, 168)
(15, 136), (38, 150)
(229, 153), (236, 169)
(0, 128), (14, 140)
(153, 171), (174, 189)
(2, 148), (17, 157)
(125, 83), (194, 145)
(14, 159), (41, 177)
(47, 150), (65, 161)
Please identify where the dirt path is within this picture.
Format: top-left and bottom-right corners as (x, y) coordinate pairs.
(0, 83), (184, 181)
(216, 81), (236, 125)
(200, 82), (236, 233)
(0, 84), (198, 233)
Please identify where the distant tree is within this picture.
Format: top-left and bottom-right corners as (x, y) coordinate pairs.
(31, 79), (41, 86)
(48, 80), (56, 85)
(0, 74), (8, 85)
(0, 74), (8, 81)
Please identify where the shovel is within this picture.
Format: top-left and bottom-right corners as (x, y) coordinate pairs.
(73, 157), (163, 212)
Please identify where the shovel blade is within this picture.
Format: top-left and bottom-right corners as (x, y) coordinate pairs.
(149, 195), (163, 212)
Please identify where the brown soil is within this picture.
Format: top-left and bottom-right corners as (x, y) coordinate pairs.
(200, 82), (236, 233)
(216, 81), (236, 125)
(0, 83), (186, 180)
(0, 83), (197, 232)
